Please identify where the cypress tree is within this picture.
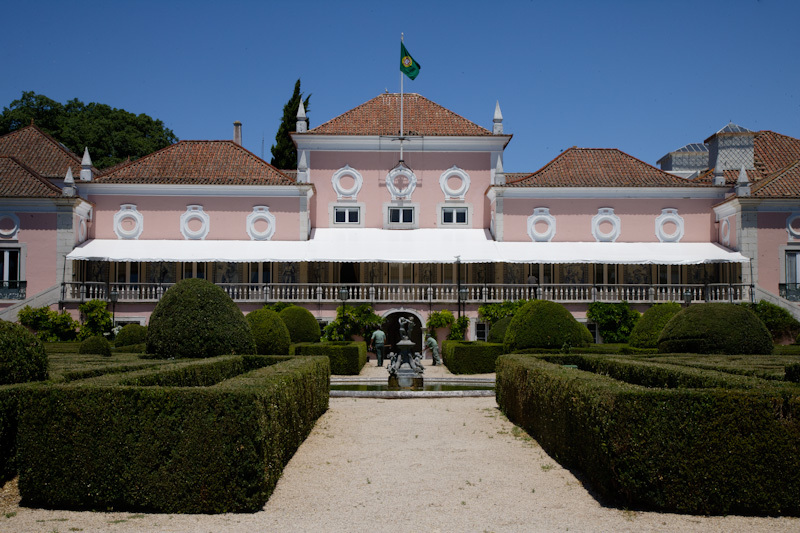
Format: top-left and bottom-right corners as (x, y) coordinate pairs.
(270, 79), (310, 170)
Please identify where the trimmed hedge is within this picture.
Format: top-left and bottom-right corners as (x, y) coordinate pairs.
(628, 303), (682, 348)
(0, 384), (26, 484)
(115, 324), (147, 348)
(279, 306), (321, 343)
(79, 335), (111, 356)
(504, 300), (592, 352)
(786, 363), (800, 383)
(16, 355), (329, 513)
(0, 321), (48, 385)
(487, 316), (512, 344)
(247, 308), (291, 355)
(658, 303), (773, 355)
(442, 340), (504, 374)
(741, 300), (800, 342)
(291, 341), (367, 375)
(497, 353), (800, 515)
(146, 278), (256, 358)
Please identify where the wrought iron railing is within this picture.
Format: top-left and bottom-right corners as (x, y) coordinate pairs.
(0, 280), (26, 300)
(779, 283), (800, 302)
(61, 281), (754, 305)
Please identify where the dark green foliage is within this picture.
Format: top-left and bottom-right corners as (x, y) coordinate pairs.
(18, 305), (78, 341)
(77, 299), (113, 341)
(16, 355), (329, 513)
(628, 303), (682, 348)
(447, 315), (470, 340)
(487, 316), (512, 344)
(115, 324), (147, 347)
(0, 321), (48, 385)
(146, 279), (255, 358)
(426, 309), (454, 330)
(586, 302), (640, 343)
(247, 309), (291, 355)
(786, 363), (800, 383)
(496, 353), (800, 515)
(658, 303), (773, 355)
(442, 341), (504, 374)
(79, 335), (111, 357)
(478, 299), (529, 325)
(270, 80), (310, 170)
(741, 301), (800, 342)
(291, 341), (367, 375)
(504, 300), (591, 352)
(0, 91), (177, 169)
(112, 343), (146, 354)
(322, 304), (383, 341)
(279, 306), (321, 343)
(265, 301), (294, 314)
(0, 384), (26, 484)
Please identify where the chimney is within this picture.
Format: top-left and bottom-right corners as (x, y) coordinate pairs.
(233, 121), (242, 146)
(62, 167), (76, 197)
(735, 165), (751, 196)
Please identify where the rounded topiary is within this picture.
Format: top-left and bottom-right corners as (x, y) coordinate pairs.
(115, 323), (148, 347)
(504, 300), (592, 352)
(247, 308), (291, 355)
(279, 305), (321, 343)
(487, 316), (512, 344)
(628, 302), (682, 348)
(657, 303), (773, 355)
(0, 321), (47, 384)
(146, 278), (255, 358)
(79, 335), (112, 356)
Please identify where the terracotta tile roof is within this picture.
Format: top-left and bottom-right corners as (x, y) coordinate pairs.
(0, 156), (64, 198)
(505, 148), (709, 188)
(302, 93), (493, 136)
(0, 125), (96, 179)
(751, 161), (800, 198)
(96, 141), (295, 185)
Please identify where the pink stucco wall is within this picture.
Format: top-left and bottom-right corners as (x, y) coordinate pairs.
(757, 212), (791, 293)
(13, 212), (58, 296)
(502, 198), (716, 242)
(88, 195), (301, 240)
(309, 151), (491, 229)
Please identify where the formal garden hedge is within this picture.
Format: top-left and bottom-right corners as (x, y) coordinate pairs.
(504, 300), (592, 352)
(279, 306), (321, 343)
(114, 324), (147, 348)
(628, 302), (681, 348)
(291, 341), (367, 375)
(496, 353), (800, 515)
(442, 340), (504, 374)
(486, 316), (512, 344)
(247, 308), (291, 355)
(15, 354), (329, 513)
(0, 321), (48, 385)
(78, 335), (111, 356)
(658, 303), (773, 355)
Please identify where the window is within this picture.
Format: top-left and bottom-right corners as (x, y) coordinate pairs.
(442, 207), (468, 225)
(183, 262), (206, 279)
(0, 249), (23, 299)
(389, 207), (414, 224)
(334, 207), (360, 224)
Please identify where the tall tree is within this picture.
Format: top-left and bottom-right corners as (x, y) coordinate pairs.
(270, 79), (310, 170)
(0, 91), (178, 169)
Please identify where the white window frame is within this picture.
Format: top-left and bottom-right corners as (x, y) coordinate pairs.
(334, 206), (361, 224)
(383, 202), (419, 229)
(329, 202), (365, 227)
(441, 206), (469, 225)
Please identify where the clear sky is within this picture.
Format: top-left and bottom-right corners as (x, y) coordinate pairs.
(2, 0), (799, 172)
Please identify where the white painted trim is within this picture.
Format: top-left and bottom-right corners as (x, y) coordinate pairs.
(436, 202), (473, 228)
(78, 184), (309, 197)
(331, 165), (363, 200)
(292, 134), (512, 153)
(383, 202), (420, 229)
(329, 202), (366, 228)
(386, 166), (417, 200)
(180, 205), (210, 240)
(720, 218), (731, 246)
(77, 215), (88, 243)
(655, 208), (685, 243)
(786, 213), (800, 240)
(439, 166), (471, 200)
(493, 186), (726, 200)
(0, 213), (20, 239)
(246, 206), (276, 241)
(527, 208), (556, 242)
(113, 204), (144, 240)
(592, 208), (621, 242)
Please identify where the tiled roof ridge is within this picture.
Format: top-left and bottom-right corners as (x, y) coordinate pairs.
(0, 155), (66, 196)
(751, 159), (800, 195)
(0, 124), (95, 173)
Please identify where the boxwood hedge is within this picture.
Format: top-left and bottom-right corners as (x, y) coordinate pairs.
(504, 300), (592, 352)
(0, 321), (48, 385)
(279, 306), (321, 343)
(442, 340), (504, 374)
(15, 355), (329, 513)
(628, 302), (682, 348)
(496, 353), (800, 515)
(291, 341), (367, 375)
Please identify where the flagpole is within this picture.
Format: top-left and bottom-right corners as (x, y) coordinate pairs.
(400, 32), (404, 162)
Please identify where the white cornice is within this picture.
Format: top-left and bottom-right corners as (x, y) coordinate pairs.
(291, 134), (512, 153)
(491, 186), (727, 200)
(77, 183), (309, 198)
(0, 197), (90, 213)
(715, 197), (800, 218)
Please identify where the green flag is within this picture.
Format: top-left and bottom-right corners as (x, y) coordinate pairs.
(400, 42), (421, 80)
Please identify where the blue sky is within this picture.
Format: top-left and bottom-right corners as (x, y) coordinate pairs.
(2, 0), (798, 172)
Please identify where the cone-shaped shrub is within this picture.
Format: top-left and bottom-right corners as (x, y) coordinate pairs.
(628, 302), (682, 348)
(279, 305), (321, 343)
(146, 278), (255, 358)
(79, 335), (111, 356)
(247, 308), (291, 355)
(504, 300), (591, 352)
(0, 321), (47, 384)
(657, 303), (773, 354)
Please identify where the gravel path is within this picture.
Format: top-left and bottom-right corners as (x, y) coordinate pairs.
(1, 395), (798, 532)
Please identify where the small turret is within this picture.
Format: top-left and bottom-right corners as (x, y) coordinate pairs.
(712, 167), (726, 186)
(62, 167), (76, 197)
(494, 156), (505, 185)
(735, 165), (751, 196)
(296, 101), (308, 133)
(80, 147), (93, 181)
(296, 150), (309, 183)
(493, 101), (503, 135)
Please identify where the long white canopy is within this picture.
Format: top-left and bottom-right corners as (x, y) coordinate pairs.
(67, 228), (749, 265)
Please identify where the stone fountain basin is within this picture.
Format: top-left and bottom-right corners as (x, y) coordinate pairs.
(329, 377), (495, 398)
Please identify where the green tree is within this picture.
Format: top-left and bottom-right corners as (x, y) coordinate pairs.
(0, 91), (178, 169)
(270, 79), (310, 170)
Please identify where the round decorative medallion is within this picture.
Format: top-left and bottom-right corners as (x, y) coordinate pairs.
(591, 208), (621, 242)
(787, 213), (800, 240)
(78, 216), (88, 242)
(655, 208), (685, 243)
(0, 213), (20, 239)
(180, 205), (210, 240)
(720, 218), (731, 246)
(439, 166), (471, 200)
(247, 206), (276, 241)
(386, 165), (417, 200)
(113, 205), (143, 240)
(527, 208), (556, 242)
(331, 165), (363, 199)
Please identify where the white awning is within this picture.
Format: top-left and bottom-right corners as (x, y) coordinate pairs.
(67, 230), (749, 265)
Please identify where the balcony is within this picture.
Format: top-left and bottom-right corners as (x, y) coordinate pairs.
(61, 281), (753, 306)
(779, 283), (800, 302)
(0, 280), (26, 300)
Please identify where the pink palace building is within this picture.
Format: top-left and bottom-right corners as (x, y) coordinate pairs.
(1, 93), (799, 341)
